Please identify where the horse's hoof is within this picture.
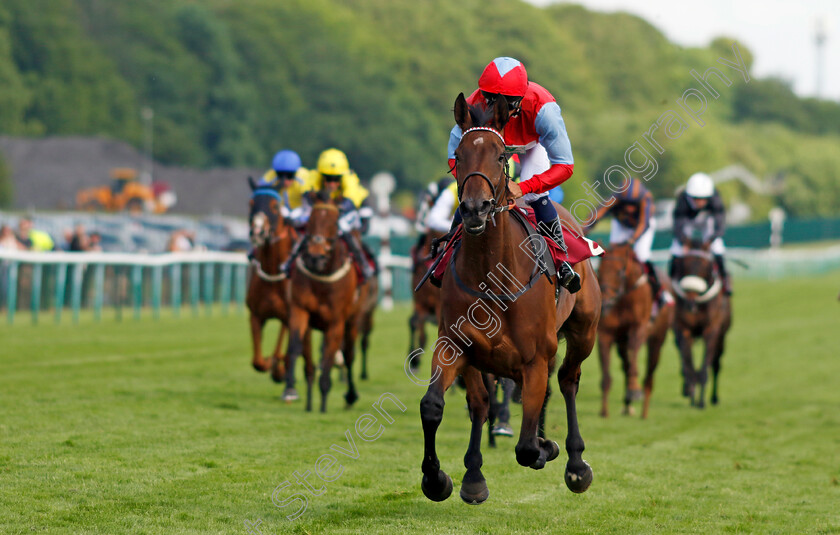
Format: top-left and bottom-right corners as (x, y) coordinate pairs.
(459, 480), (489, 505)
(530, 439), (559, 470)
(252, 359), (270, 373)
(361, 372), (369, 380)
(283, 388), (299, 402)
(271, 366), (286, 384)
(711, 395), (719, 405)
(344, 391), (359, 406)
(421, 472), (453, 502)
(565, 460), (593, 493)
(515, 444), (540, 468)
(544, 440), (560, 463)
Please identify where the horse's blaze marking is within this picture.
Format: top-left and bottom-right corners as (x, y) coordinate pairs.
(473, 137), (484, 146)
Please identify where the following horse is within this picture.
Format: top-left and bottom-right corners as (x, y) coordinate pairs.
(280, 196), (378, 412)
(419, 94), (601, 505)
(245, 178), (311, 377)
(671, 242), (732, 408)
(596, 243), (673, 419)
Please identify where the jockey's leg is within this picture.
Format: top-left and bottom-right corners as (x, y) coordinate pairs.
(528, 194), (580, 294)
(710, 237), (731, 295)
(633, 225), (661, 301)
(280, 236), (307, 276)
(344, 232), (375, 281)
(668, 239), (682, 280)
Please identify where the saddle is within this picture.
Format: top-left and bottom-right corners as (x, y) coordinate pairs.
(422, 207), (603, 290)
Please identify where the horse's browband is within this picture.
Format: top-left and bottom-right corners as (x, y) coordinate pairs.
(312, 203), (339, 212)
(462, 126), (505, 145)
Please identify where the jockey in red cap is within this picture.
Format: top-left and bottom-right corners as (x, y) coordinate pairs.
(446, 56), (580, 292)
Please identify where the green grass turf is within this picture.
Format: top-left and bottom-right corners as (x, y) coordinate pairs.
(1, 273), (839, 534)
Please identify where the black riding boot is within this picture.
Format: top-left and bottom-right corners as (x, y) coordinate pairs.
(280, 237), (306, 276)
(540, 216), (581, 294)
(644, 260), (661, 301)
(345, 233), (375, 281)
(714, 254), (732, 296)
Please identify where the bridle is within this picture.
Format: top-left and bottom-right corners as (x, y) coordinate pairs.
(672, 249), (722, 304)
(250, 189), (289, 245)
(456, 127), (513, 215)
(250, 188), (291, 282)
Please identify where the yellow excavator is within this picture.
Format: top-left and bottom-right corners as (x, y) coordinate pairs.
(76, 168), (175, 213)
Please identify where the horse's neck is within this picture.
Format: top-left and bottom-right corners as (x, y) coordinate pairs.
(256, 229), (291, 271)
(327, 235), (349, 272)
(460, 214), (529, 281)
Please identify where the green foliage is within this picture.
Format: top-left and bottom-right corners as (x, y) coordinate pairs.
(0, 0), (838, 216)
(0, 153), (12, 208)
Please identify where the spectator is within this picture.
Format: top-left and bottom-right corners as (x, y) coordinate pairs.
(88, 232), (102, 252)
(69, 224), (90, 252)
(0, 224), (24, 250)
(167, 230), (195, 252)
(16, 217), (55, 251)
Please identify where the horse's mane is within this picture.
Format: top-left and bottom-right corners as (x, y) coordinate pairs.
(466, 102), (495, 128)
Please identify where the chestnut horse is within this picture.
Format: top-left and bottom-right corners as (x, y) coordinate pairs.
(245, 180), (300, 375)
(408, 229), (445, 369)
(280, 200), (377, 412)
(419, 94), (601, 505)
(671, 243), (732, 408)
(596, 244), (673, 419)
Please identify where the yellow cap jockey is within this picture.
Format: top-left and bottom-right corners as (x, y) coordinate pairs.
(305, 148), (369, 208)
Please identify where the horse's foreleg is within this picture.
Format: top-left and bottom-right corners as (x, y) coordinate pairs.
(515, 363), (555, 470)
(557, 326), (596, 493)
(407, 313), (418, 358)
(283, 308), (309, 402)
(303, 329), (315, 412)
(711, 330), (727, 406)
(484, 374), (497, 449)
(318, 322), (345, 413)
(675, 327), (696, 403)
(342, 320), (359, 407)
(270, 322), (288, 376)
(642, 321), (668, 419)
(622, 326), (647, 415)
(597, 331), (613, 418)
(460, 367), (490, 504)
(359, 314), (371, 381)
(250, 314), (270, 372)
(419, 344), (462, 502)
(697, 328), (721, 409)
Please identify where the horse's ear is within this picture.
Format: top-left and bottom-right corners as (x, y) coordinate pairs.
(491, 96), (510, 132)
(248, 176), (257, 191)
(454, 93), (472, 131)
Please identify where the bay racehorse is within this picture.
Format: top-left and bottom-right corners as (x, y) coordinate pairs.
(671, 242), (732, 408)
(419, 94), (601, 505)
(245, 179), (306, 376)
(596, 243), (673, 419)
(281, 198), (377, 412)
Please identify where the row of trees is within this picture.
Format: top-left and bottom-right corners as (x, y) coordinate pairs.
(0, 0), (838, 216)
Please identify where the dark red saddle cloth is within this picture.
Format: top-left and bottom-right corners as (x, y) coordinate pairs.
(431, 207), (604, 283)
